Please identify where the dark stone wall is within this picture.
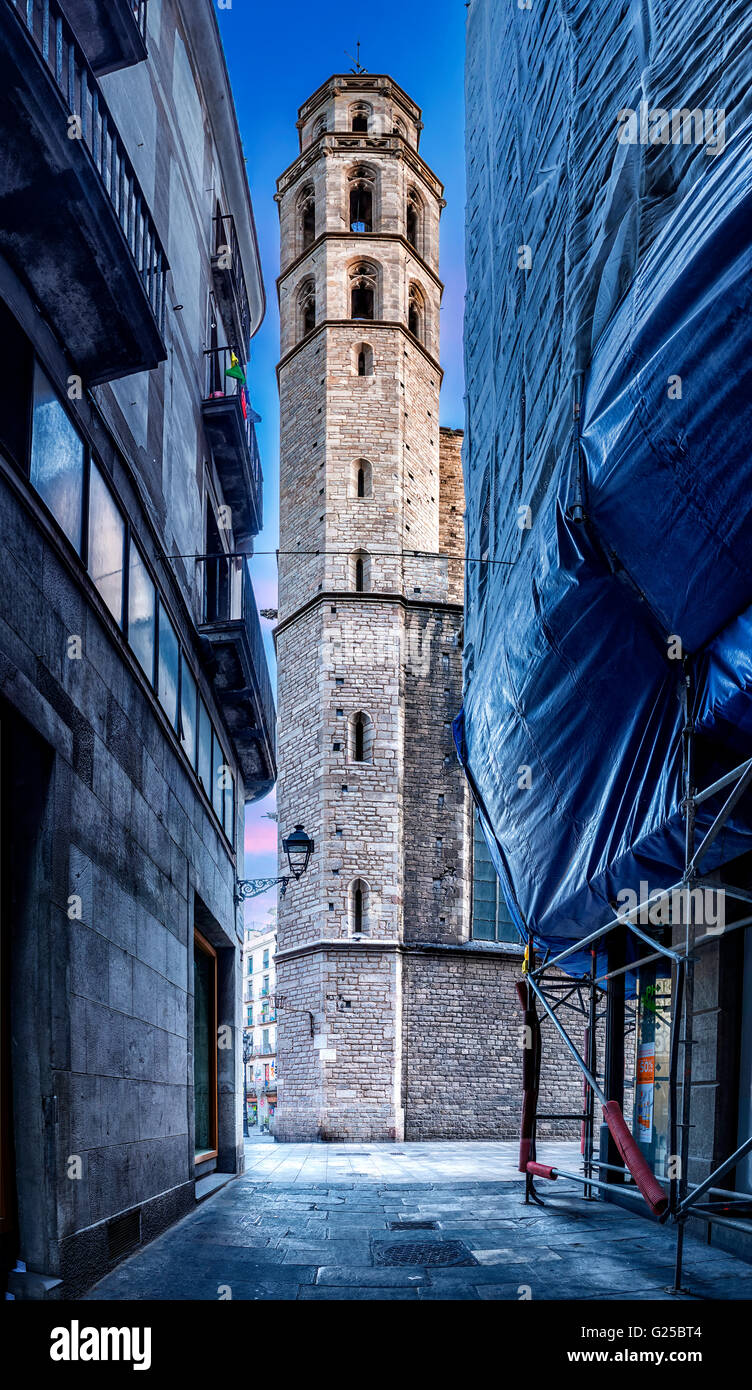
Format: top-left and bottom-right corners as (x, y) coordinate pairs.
(1, 468), (242, 1296)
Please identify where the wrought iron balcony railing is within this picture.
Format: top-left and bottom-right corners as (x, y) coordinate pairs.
(202, 346), (262, 541)
(7, 0), (167, 337)
(212, 213), (252, 353)
(195, 553), (276, 800)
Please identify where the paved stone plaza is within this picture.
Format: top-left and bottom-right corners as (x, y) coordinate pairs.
(83, 1142), (752, 1301)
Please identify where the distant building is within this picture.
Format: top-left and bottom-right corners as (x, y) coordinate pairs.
(0, 0), (275, 1298)
(243, 923), (277, 1131)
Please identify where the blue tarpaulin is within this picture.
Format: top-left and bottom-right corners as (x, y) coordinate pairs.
(461, 0), (752, 976)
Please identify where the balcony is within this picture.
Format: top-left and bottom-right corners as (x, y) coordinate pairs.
(59, 0), (148, 75)
(0, 0), (167, 385)
(212, 214), (252, 356)
(202, 347), (263, 547)
(196, 554), (276, 803)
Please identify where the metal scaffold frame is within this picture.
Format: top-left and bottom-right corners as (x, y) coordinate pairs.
(517, 667), (752, 1292)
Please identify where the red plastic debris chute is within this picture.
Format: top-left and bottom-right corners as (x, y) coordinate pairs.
(526, 1162), (557, 1181)
(515, 981), (540, 1173)
(602, 1100), (668, 1216)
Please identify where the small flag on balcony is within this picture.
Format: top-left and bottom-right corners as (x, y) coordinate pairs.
(225, 351), (246, 384)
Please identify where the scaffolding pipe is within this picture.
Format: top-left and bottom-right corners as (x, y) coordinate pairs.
(687, 757), (752, 875)
(677, 1135), (752, 1216)
(524, 973), (606, 1104)
(693, 758), (752, 806)
(532, 887), (685, 977)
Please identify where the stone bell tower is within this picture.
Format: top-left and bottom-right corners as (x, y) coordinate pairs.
(273, 73), (469, 1142)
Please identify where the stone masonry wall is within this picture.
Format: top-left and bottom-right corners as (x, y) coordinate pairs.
(403, 951), (584, 1141)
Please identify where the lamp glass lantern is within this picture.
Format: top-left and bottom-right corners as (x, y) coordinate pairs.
(282, 824), (314, 880)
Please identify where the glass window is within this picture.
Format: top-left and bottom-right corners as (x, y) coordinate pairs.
(198, 698), (212, 792)
(212, 733), (225, 819)
(157, 603), (179, 729)
(88, 461), (125, 625)
(263, 948), (269, 969)
(180, 655), (197, 766)
(223, 768), (235, 844)
(262, 1029), (270, 1053)
(30, 365), (84, 552)
(471, 808), (519, 943)
(193, 932), (217, 1157)
(128, 543), (155, 680)
(247, 956), (253, 975)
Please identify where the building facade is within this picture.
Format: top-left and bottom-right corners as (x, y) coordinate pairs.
(243, 923), (278, 1131)
(0, 0), (275, 1298)
(273, 73), (582, 1143)
(462, 0), (752, 1259)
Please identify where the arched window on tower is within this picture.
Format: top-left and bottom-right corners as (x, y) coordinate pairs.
(408, 282), (425, 342)
(350, 263), (378, 320)
(297, 277), (316, 340)
(406, 190), (422, 251)
(349, 168), (374, 232)
(353, 458), (372, 498)
(351, 104), (371, 133)
(352, 342), (374, 376)
(349, 878), (370, 935)
(299, 185), (316, 251)
(349, 711), (374, 763)
(351, 550), (371, 592)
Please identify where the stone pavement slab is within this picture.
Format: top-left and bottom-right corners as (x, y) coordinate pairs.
(83, 1140), (752, 1301)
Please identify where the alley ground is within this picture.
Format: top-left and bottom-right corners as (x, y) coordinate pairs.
(84, 1141), (752, 1301)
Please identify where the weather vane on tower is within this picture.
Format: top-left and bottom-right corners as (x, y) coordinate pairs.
(345, 39), (367, 74)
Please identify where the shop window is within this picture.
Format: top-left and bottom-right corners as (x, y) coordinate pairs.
(198, 698), (212, 792)
(157, 603), (180, 730)
(212, 731), (225, 820)
(128, 544), (156, 681)
(30, 365), (84, 553)
(180, 655), (197, 767)
(193, 930), (218, 1160)
(88, 461), (125, 626)
(223, 768), (235, 844)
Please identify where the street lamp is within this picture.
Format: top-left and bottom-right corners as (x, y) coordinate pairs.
(235, 823), (315, 904)
(282, 824), (315, 880)
(242, 1028), (253, 1137)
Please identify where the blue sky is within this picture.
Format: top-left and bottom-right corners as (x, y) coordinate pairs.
(216, 0), (468, 914)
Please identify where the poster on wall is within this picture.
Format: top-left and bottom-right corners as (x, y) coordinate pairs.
(636, 1042), (655, 1144)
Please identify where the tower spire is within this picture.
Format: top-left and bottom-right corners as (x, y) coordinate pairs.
(344, 39), (367, 74)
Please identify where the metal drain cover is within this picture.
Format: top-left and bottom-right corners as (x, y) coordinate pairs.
(386, 1220), (439, 1231)
(373, 1240), (477, 1267)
